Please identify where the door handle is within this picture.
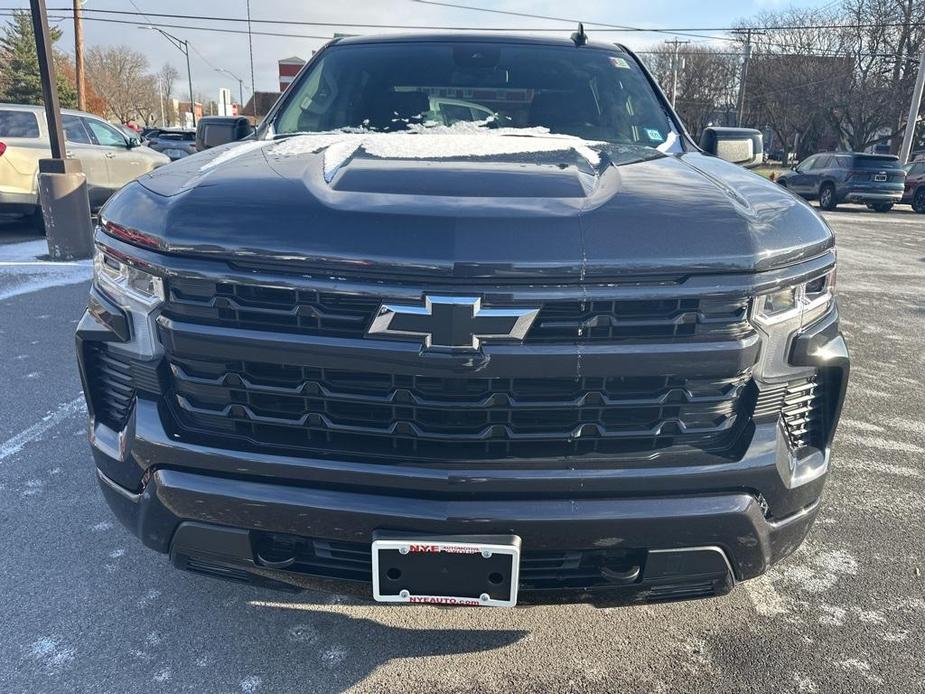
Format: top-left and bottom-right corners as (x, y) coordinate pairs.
(105, 152), (116, 159)
(65, 151), (73, 157)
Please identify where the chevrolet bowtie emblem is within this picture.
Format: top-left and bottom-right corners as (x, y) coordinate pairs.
(367, 296), (539, 350)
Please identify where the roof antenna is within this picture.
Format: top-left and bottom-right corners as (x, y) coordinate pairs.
(571, 22), (588, 47)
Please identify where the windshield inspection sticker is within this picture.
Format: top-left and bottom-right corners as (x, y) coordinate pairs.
(610, 57), (631, 69)
(645, 128), (664, 142)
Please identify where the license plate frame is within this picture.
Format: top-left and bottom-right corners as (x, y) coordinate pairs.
(874, 173), (888, 182)
(372, 535), (521, 607)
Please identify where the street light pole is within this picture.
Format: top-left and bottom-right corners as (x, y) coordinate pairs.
(185, 46), (195, 127)
(216, 68), (245, 115)
(142, 26), (195, 127)
(246, 0), (257, 120)
(899, 48), (925, 164)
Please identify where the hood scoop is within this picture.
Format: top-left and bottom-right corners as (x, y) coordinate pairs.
(327, 151), (599, 198)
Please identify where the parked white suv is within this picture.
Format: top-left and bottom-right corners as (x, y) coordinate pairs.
(0, 103), (170, 229)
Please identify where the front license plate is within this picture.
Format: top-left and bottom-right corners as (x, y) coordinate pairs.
(372, 535), (521, 607)
(874, 174), (888, 182)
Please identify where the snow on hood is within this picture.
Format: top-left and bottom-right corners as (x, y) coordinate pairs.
(199, 122), (606, 182)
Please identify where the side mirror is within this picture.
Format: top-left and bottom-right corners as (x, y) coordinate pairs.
(196, 116), (253, 151)
(126, 137), (140, 149)
(699, 127), (764, 168)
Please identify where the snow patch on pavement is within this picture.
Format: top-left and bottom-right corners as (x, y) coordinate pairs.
(25, 637), (75, 671)
(0, 396), (86, 462)
(0, 239), (92, 301)
(744, 577), (791, 616)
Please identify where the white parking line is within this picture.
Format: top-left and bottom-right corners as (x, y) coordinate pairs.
(0, 396), (86, 462)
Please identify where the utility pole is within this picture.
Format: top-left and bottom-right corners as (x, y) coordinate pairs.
(899, 47), (925, 164)
(665, 38), (689, 109)
(73, 0), (85, 110)
(246, 0), (257, 121)
(733, 28), (763, 127)
(141, 26), (195, 127)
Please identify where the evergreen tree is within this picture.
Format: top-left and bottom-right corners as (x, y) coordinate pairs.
(0, 10), (76, 108)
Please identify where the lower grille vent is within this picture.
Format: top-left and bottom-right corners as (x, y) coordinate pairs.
(781, 379), (821, 450)
(84, 345), (135, 430)
(754, 377), (823, 451)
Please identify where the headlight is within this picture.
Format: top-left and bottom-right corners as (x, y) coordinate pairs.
(751, 269), (835, 330)
(93, 246), (164, 312)
(750, 269), (836, 379)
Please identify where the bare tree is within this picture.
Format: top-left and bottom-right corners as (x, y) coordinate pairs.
(642, 45), (739, 140)
(158, 63), (179, 125)
(738, 0), (925, 156)
(835, 0), (925, 151)
(85, 44), (159, 124)
(737, 5), (850, 159)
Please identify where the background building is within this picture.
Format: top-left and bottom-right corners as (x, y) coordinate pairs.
(278, 57), (305, 92)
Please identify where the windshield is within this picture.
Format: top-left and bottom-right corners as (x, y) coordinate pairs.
(273, 41), (675, 148)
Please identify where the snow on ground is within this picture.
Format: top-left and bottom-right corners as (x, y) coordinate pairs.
(0, 239), (92, 301)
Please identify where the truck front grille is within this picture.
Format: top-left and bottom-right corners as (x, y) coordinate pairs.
(165, 356), (751, 463)
(163, 278), (751, 344)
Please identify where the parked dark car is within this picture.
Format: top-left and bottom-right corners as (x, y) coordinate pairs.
(77, 33), (849, 608)
(145, 128), (197, 160)
(901, 160), (925, 213)
(776, 152), (906, 211)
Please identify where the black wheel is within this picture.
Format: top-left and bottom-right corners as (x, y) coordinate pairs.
(869, 202), (893, 213)
(818, 184), (837, 211)
(913, 188), (925, 214)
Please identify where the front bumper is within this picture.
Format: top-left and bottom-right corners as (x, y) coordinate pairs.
(95, 459), (821, 605)
(77, 249), (850, 605)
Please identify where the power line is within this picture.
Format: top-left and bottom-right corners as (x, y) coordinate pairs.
(0, 10), (333, 40)
(2, 5), (925, 35)
(2, 7), (921, 62)
(403, 0), (739, 42)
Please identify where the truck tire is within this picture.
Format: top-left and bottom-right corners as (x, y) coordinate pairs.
(818, 184), (837, 211)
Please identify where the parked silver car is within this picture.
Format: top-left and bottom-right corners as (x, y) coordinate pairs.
(0, 103), (170, 229)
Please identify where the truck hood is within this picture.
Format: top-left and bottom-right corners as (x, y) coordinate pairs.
(105, 132), (834, 280)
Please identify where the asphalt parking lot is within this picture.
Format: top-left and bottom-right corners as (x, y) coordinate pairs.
(0, 206), (923, 694)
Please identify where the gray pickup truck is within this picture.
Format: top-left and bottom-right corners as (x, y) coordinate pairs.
(77, 32), (849, 608)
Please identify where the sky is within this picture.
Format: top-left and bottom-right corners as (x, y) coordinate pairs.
(3, 0), (838, 105)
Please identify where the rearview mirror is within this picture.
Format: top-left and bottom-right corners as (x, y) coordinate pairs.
(699, 127), (764, 168)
